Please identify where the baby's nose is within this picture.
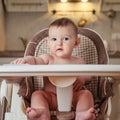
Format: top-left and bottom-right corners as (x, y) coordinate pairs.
(57, 39), (63, 45)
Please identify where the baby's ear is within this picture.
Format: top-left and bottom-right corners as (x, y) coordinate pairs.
(75, 38), (80, 46)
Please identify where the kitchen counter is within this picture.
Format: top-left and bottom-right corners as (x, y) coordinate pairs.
(0, 51), (24, 57)
(108, 51), (120, 58)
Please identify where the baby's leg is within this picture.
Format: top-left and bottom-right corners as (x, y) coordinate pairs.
(26, 90), (56, 120)
(75, 90), (97, 120)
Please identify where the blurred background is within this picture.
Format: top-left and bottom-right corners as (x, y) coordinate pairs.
(0, 0), (120, 64)
(0, 0), (120, 119)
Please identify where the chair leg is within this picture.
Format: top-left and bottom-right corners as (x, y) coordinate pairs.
(1, 97), (8, 120)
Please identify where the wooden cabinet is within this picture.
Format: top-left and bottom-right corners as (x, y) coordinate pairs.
(4, 0), (48, 12)
(102, 0), (120, 11)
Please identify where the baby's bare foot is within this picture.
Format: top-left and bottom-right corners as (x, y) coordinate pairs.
(26, 107), (50, 120)
(76, 107), (98, 120)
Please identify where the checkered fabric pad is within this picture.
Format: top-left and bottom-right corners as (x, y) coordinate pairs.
(33, 34), (99, 99)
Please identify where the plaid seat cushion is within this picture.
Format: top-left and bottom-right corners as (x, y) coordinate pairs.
(33, 34), (99, 99)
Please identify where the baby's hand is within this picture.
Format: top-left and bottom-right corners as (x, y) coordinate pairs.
(11, 58), (27, 64)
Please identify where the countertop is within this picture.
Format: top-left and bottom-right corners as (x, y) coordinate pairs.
(0, 51), (24, 57)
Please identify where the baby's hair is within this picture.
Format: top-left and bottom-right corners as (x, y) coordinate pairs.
(49, 18), (78, 37)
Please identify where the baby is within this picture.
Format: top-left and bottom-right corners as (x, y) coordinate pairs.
(11, 18), (97, 120)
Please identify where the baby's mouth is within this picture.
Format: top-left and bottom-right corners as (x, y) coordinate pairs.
(56, 48), (63, 51)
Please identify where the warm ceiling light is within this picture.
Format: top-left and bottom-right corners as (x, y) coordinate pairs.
(60, 0), (67, 3)
(81, 0), (88, 3)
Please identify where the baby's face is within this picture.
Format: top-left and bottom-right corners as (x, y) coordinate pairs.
(47, 25), (79, 58)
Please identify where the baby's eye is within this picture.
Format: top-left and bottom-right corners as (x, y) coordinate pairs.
(51, 38), (57, 41)
(63, 37), (69, 41)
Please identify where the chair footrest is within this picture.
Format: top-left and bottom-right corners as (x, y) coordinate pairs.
(57, 111), (75, 120)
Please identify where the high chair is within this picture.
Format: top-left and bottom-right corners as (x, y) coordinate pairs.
(0, 27), (113, 120)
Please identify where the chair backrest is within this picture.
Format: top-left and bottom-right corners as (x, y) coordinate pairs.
(24, 27), (109, 100)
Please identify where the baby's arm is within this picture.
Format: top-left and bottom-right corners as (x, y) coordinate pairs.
(6, 55), (47, 83)
(11, 56), (36, 64)
(77, 76), (92, 84)
(11, 54), (50, 65)
(79, 58), (93, 84)
(73, 57), (93, 91)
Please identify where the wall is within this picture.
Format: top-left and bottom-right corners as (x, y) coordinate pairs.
(5, 12), (51, 51)
(3, 2), (120, 52)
